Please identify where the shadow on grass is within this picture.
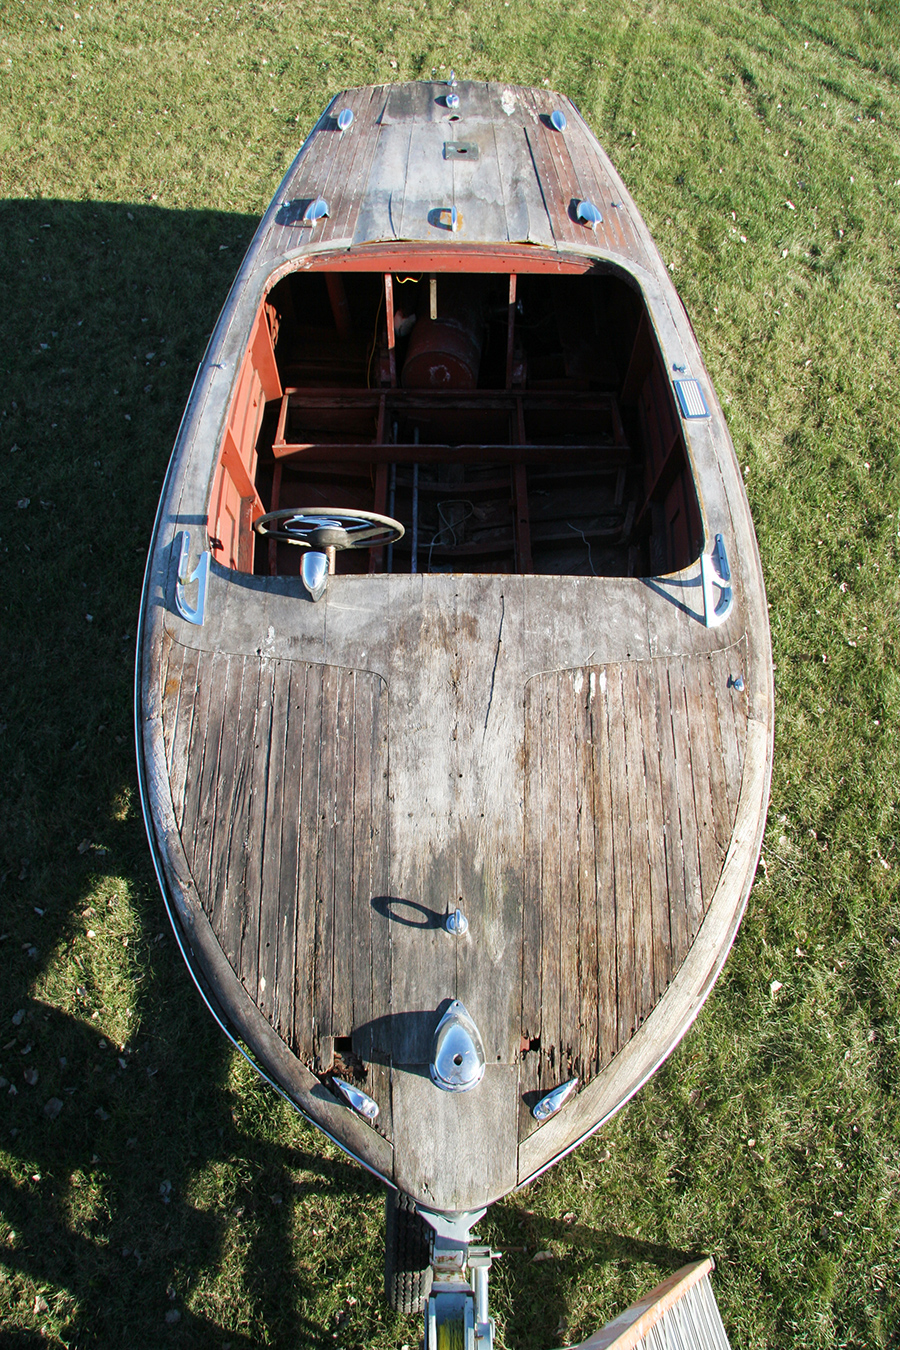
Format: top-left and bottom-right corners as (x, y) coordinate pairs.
(0, 197), (387, 1348)
(491, 1199), (703, 1349)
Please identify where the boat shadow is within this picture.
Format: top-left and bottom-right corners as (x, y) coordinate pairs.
(642, 570), (706, 624)
(0, 196), (398, 1349)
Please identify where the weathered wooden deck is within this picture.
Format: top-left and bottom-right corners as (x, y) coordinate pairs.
(153, 554), (757, 1209)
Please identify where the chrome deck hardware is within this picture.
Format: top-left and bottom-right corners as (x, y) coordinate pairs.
(430, 1001), (485, 1092)
(532, 1077), (579, 1122)
(332, 1077), (379, 1122)
(577, 199), (603, 228)
(550, 109), (567, 131)
(174, 531), (210, 626)
(302, 196), (329, 225)
(445, 907), (469, 936)
(336, 108), (354, 132)
(300, 551), (329, 602)
(700, 532), (735, 628)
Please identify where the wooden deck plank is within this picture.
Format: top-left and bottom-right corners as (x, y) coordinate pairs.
(681, 660), (723, 915)
(698, 655), (735, 863)
(605, 665), (636, 1051)
(217, 657), (261, 972)
(590, 669), (618, 1068)
(539, 673), (562, 1089)
(259, 660), (296, 1029)
(669, 658), (706, 942)
(293, 663), (323, 1058)
(160, 637), (183, 782)
(558, 671), (581, 1083)
(350, 671), (374, 1054)
(641, 662), (673, 1005)
(710, 644), (747, 819)
(387, 583), (460, 1069)
(623, 663), (654, 1026)
(356, 674), (391, 1065)
(168, 642), (201, 832)
(331, 667), (357, 1038)
(575, 670), (600, 1081)
(312, 664), (338, 1071)
(182, 651), (231, 905)
(521, 676), (544, 1098)
(656, 660), (688, 971)
(236, 657), (276, 1000)
(453, 579), (526, 1068)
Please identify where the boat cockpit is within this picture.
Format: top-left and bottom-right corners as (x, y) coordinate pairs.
(206, 266), (703, 585)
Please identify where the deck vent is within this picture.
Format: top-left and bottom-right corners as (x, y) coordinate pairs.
(576, 199), (603, 228)
(337, 108), (354, 131)
(674, 377), (711, 419)
(550, 109), (567, 131)
(302, 197), (329, 225)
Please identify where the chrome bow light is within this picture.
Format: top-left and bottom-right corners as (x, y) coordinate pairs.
(430, 1001), (485, 1093)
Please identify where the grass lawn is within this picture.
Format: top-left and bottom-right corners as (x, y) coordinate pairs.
(1, 0), (899, 1345)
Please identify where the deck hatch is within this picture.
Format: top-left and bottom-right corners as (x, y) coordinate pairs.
(674, 377), (711, 419)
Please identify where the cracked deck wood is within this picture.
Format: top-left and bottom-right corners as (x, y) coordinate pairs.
(162, 631), (748, 1146)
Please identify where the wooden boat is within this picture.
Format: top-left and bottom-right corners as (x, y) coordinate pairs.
(136, 78), (772, 1332)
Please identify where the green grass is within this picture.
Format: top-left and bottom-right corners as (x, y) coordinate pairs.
(1, 1), (899, 1345)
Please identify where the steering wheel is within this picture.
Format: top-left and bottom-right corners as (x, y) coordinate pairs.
(253, 508), (405, 550)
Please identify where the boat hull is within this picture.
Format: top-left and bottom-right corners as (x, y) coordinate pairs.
(136, 82), (773, 1212)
